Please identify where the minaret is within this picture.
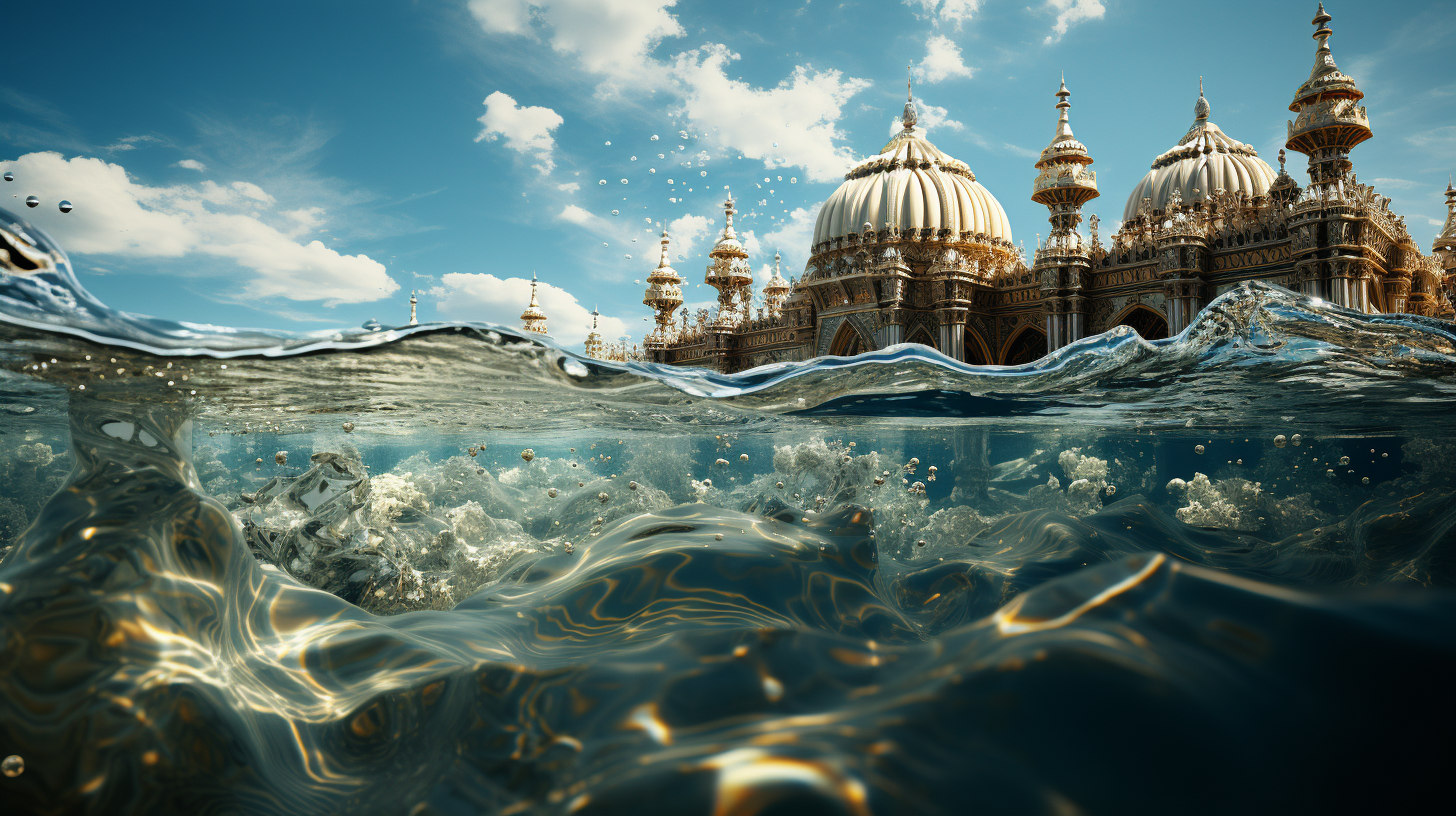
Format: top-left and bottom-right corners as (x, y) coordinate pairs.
(1031, 74), (1098, 352)
(643, 229), (684, 360)
(408, 290), (418, 326)
(1285, 3), (1371, 189)
(705, 194), (752, 328)
(583, 307), (605, 358)
(1285, 4), (1376, 309)
(1434, 178), (1456, 284)
(703, 194), (753, 372)
(520, 271), (548, 335)
(901, 63), (918, 132)
(762, 251), (790, 318)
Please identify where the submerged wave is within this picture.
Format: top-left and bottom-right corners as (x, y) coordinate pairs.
(2, 204), (1455, 814)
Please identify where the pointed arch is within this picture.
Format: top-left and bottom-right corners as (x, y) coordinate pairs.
(906, 326), (937, 351)
(1000, 325), (1047, 366)
(1112, 305), (1170, 340)
(828, 320), (873, 357)
(963, 327), (992, 365)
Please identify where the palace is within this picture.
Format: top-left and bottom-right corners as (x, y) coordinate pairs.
(539, 5), (1456, 371)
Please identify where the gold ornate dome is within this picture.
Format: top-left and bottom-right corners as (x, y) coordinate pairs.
(811, 98), (1012, 251)
(1122, 83), (1277, 223)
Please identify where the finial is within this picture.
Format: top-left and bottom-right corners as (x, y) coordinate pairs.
(901, 65), (919, 131)
(1193, 76), (1210, 122)
(1279, 149), (1287, 172)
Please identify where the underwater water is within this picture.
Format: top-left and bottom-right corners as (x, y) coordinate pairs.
(2, 205), (1455, 815)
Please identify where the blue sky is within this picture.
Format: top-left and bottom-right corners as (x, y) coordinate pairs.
(3, 0), (1452, 350)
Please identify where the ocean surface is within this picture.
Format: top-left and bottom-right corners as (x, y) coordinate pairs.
(2, 205), (1454, 814)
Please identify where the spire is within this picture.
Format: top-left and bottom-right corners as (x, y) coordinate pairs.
(902, 63), (918, 131)
(1286, 4), (1371, 184)
(763, 249), (790, 317)
(1054, 72), (1073, 140)
(1194, 76), (1210, 122)
(408, 289), (418, 326)
(644, 229), (684, 349)
(520, 271), (548, 334)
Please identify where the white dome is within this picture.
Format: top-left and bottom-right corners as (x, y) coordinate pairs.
(812, 127), (1012, 248)
(1122, 92), (1276, 222)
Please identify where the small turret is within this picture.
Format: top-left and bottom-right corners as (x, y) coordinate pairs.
(644, 229), (685, 351)
(704, 194), (753, 329)
(763, 251), (790, 317)
(584, 307), (605, 358)
(520, 271), (548, 335)
(1433, 177), (1456, 278)
(408, 290), (418, 326)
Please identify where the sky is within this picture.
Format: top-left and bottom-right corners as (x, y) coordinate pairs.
(3, 0), (1452, 352)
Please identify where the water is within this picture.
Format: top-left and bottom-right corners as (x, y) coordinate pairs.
(2, 205), (1455, 814)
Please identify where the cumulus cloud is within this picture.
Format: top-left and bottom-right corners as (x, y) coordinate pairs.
(475, 91), (564, 174)
(917, 35), (973, 83)
(761, 205), (820, 278)
(903, 0), (979, 28)
(173, 158), (207, 171)
(1043, 0), (1105, 44)
(432, 272), (629, 346)
(0, 151), (396, 304)
(669, 45), (871, 183)
(667, 213), (712, 256)
(468, 0), (684, 91)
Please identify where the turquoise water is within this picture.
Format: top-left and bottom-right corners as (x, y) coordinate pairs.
(2, 206), (1455, 814)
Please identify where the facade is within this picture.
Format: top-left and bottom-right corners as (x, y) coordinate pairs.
(556, 5), (1452, 370)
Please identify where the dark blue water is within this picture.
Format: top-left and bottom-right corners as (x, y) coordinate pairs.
(2, 206), (1454, 814)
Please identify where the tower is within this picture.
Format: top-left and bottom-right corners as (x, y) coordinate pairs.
(520, 271), (548, 335)
(762, 251), (790, 319)
(643, 229), (684, 360)
(1285, 4), (1377, 309)
(1285, 3), (1371, 189)
(1434, 178), (1456, 300)
(584, 307), (604, 358)
(1031, 75), (1098, 351)
(408, 290), (418, 326)
(704, 194), (752, 371)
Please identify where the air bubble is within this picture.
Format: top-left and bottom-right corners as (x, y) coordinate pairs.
(1291, 433), (1303, 446)
(58, 200), (73, 213)
(2, 755), (23, 777)
(342, 421), (355, 433)
(649, 168), (656, 173)
(1273, 435), (1287, 448)
(650, 134), (659, 141)
(1195, 444), (1205, 454)
(630, 156), (637, 161)
(611, 209), (619, 215)
(25, 195), (38, 208)
(599, 179), (607, 185)
(624, 254), (632, 259)
(2, 172), (11, 182)
(620, 179), (628, 184)
(772, 141), (779, 147)
(790, 177), (797, 183)
(604, 140), (611, 145)
(699, 171), (707, 177)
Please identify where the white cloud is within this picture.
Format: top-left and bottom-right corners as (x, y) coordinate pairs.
(1043, 0), (1105, 44)
(475, 91), (564, 174)
(0, 151), (396, 305)
(555, 181), (580, 193)
(173, 159), (207, 172)
(903, 0), (980, 29)
(668, 44), (871, 183)
(558, 204), (603, 227)
(917, 35), (973, 83)
(468, 0), (684, 92)
(1371, 178), (1418, 190)
(888, 102), (965, 136)
(1407, 126), (1456, 149)
(432, 272), (629, 345)
(667, 213), (712, 256)
(761, 205), (820, 278)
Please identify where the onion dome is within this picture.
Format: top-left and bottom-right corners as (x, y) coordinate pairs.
(812, 87), (1012, 249)
(583, 307), (604, 358)
(520, 271), (548, 335)
(762, 251), (790, 315)
(1122, 80), (1277, 222)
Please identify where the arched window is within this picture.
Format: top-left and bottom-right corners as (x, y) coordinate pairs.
(1115, 306), (1170, 340)
(828, 322), (871, 357)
